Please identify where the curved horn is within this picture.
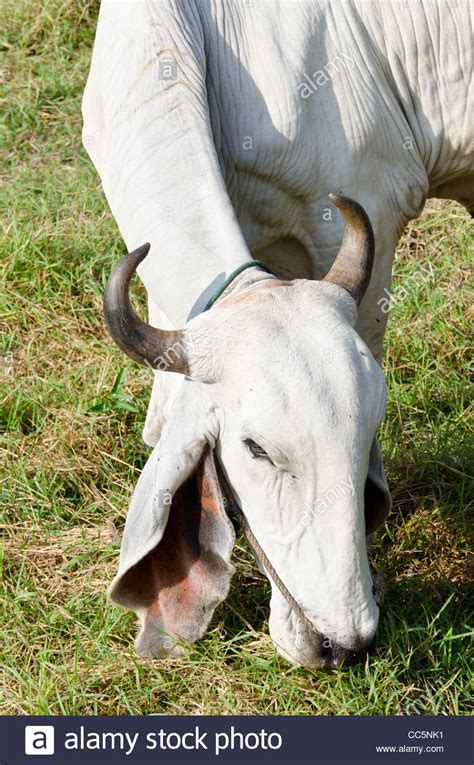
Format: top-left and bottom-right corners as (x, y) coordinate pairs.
(323, 194), (375, 305)
(103, 243), (190, 374)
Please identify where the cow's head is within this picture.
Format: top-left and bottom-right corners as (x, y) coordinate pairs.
(104, 195), (391, 669)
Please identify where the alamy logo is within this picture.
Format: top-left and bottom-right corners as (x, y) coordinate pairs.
(25, 726), (55, 755)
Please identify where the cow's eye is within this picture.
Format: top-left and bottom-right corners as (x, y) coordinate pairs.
(244, 438), (274, 463)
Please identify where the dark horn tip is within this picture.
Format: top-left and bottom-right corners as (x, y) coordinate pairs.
(102, 242), (190, 375)
(103, 243), (152, 360)
(104, 243), (151, 309)
(328, 192), (373, 234)
(329, 192), (364, 214)
(329, 192), (347, 207)
(126, 242), (151, 268)
(324, 193), (375, 306)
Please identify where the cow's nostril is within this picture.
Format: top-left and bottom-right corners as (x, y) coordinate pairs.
(320, 637), (333, 659)
(317, 635), (374, 669)
(318, 637), (340, 669)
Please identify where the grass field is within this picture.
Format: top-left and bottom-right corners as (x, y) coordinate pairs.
(1, 1), (473, 715)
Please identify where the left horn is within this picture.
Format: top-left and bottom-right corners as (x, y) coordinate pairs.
(103, 243), (190, 374)
(323, 194), (375, 305)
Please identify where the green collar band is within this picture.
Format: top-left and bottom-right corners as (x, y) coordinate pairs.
(201, 260), (277, 313)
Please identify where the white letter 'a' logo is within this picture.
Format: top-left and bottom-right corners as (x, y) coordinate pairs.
(25, 726), (55, 755)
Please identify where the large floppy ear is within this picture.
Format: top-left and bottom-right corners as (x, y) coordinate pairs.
(108, 439), (235, 658)
(364, 437), (392, 535)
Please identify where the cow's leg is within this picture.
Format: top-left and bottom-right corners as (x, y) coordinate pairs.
(354, 222), (401, 363)
(354, 196), (423, 362)
(142, 297), (183, 447)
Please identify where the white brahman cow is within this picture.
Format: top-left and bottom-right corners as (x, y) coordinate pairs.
(82, 0), (473, 668)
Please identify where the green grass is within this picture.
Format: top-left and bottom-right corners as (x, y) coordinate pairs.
(1, 0), (473, 716)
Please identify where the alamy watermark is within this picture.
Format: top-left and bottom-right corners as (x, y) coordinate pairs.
(144, 333), (194, 373)
(377, 262), (435, 314)
(298, 476), (355, 526)
(297, 52), (354, 99)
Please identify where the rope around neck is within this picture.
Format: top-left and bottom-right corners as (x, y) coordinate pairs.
(202, 260), (277, 313)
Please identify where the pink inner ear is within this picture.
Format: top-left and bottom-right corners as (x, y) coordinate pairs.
(120, 449), (235, 657)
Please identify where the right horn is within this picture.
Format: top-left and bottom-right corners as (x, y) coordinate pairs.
(103, 243), (190, 374)
(323, 194), (375, 305)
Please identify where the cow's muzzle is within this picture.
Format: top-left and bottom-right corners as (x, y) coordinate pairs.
(315, 634), (378, 670)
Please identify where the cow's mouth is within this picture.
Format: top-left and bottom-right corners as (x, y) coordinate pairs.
(317, 635), (378, 670)
(317, 568), (385, 669)
(315, 569), (385, 669)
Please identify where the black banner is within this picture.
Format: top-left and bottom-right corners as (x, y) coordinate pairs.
(2, 715), (471, 764)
